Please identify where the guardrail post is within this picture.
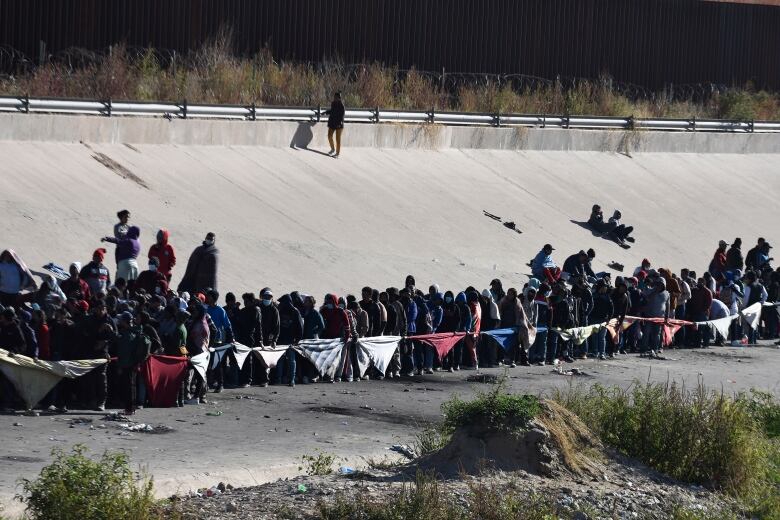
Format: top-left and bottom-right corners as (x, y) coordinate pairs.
(492, 113), (501, 127)
(104, 99), (112, 117)
(249, 103), (256, 121)
(181, 99), (188, 119)
(562, 114), (570, 129)
(689, 117), (696, 132)
(374, 107), (380, 123)
(627, 115), (635, 130)
(749, 120), (754, 133)
(316, 106), (321, 123)
(22, 94), (30, 114)
(427, 107), (434, 124)
(540, 115), (546, 129)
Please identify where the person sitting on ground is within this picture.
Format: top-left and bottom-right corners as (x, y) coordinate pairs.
(607, 210), (634, 243)
(531, 244), (561, 283)
(588, 205), (608, 232)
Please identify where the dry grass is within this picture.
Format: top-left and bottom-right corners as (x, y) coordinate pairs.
(535, 400), (603, 475)
(2, 32), (779, 119)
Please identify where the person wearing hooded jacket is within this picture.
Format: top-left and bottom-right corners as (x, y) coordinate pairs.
(463, 291), (482, 369)
(499, 288), (532, 367)
(102, 225), (141, 282)
(255, 288), (280, 386)
(135, 257), (169, 296)
(178, 232), (219, 294)
(413, 294), (434, 375)
(148, 229), (176, 281)
(80, 249), (111, 297)
(384, 288), (407, 379)
(276, 294), (303, 386)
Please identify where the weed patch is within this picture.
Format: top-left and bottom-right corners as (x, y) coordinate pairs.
(299, 450), (337, 476)
(16, 444), (167, 520)
(553, 381), (780, 518)
(441, 379), (540, 434)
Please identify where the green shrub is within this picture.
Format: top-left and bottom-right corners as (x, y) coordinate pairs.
(17, 445), (162, 520)
(553, 381), (780, 519)
(299, 450), (336, 476)
(413, 425), (450, 457)
(441, 379), (540, 434)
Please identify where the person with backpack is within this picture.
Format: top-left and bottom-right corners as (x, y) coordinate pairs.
(114, 311), (151, 415)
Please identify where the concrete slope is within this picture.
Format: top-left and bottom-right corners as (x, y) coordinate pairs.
(0, 141), (778, 297)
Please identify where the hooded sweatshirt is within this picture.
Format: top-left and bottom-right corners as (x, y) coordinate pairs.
(455, 292), (472, 332)
(104, 226), (141, 263)
(321, 294), (350, 340)
(277, 294), (303, 345)
(148, 229), (176, 278)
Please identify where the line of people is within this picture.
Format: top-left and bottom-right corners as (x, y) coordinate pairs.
(0, 211), (778, 414)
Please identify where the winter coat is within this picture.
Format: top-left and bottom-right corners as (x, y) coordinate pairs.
(321, 294), (350, 340)
(135, 269), (169, 296)
(177, 241), (219, 293)
(235, 304), (263, 347)
(726, 246), (744, 271)
(148, 229), (177, 278)
(278, 295), (303, 345)
(259, 302), (280, 345)
(326, 100), (345, 130)
(302, 308), (326, 340)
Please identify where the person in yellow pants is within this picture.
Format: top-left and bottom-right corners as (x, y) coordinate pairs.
(325, 92), (345, 157)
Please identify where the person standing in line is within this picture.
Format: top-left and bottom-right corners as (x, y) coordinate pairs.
(325, 92), (345, 158)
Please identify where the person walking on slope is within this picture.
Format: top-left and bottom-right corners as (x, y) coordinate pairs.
(178, 232), (219, 294)
(325, 92), (345, 158)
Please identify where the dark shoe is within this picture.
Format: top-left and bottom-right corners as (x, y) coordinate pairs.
(564, 356), (575, 363)
(214, 386), (223, 394)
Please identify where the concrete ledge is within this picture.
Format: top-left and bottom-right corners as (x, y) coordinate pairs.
(0, 113), (778, 153)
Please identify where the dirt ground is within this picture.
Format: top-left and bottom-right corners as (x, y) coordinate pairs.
(1, 342), (778, 518)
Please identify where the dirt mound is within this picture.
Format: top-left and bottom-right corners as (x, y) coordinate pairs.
(415, 399), (603, 478)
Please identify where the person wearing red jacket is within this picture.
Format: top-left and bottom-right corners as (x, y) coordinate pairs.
(148, 229), (176, 281)
(708, 240), (728, 277)
(320, 294), (350, 341)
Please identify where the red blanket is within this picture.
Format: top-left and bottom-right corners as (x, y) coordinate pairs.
(409, 332), (467, 360)
(141, 355), (188, 407)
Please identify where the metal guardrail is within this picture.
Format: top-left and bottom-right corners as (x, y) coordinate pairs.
(0, 95), (778, 133)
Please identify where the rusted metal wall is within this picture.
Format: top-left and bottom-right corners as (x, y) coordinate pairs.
(1, 0), (778, 89)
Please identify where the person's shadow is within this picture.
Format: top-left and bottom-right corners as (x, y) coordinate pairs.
(570, 220), (602, 237)
(289, 122), (331, 156)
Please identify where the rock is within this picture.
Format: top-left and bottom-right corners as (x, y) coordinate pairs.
(573, 512), (590, 520)
(225, 501), (238, 512)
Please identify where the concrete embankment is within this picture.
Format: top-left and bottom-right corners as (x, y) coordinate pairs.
(0, 113), (778, 297)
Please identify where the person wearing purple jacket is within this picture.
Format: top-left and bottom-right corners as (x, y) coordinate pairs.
(102, 225), (141, 283)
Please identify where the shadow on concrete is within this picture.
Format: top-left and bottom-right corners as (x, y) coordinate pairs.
(570, 220), (602, 237)
(289, 122), (331, 157)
